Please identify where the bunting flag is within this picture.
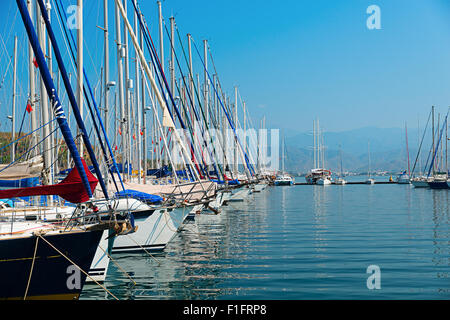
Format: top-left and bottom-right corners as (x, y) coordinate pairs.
(33, 57), (38, 68)
(132, 133), (136, 140)
(118, 128), (122, 135)
(26, 102), (33, 113)
(140, 129), (144, 136)
(115, 145), (118, 151)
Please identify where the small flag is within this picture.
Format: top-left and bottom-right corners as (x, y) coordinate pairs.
(140, 130), (144, 136)
(115, 145), (118, 151)
(133, 134), (136, 140)
(33, 57), (38, 68)
(26, 103), (33, 113)
(118, 128), (122, 135)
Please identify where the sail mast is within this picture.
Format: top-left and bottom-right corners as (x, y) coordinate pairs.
(17, 0), (93, 199)
(103, 0), (110, 189)
(11, 36), (17, 163)
(35, 0), (52, 193)
(27, 0), (38, 158)
(134, 0), (141, 183)
(77, 0), (84, 157)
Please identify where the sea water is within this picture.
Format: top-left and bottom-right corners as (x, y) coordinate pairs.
(81, 176), (449, 300)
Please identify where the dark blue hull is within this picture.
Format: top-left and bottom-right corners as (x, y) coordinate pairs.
(0, 229), (103, 300)
(428, 181), (449, 189)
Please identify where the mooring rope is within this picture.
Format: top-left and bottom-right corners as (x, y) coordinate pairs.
(96, 244), (136, 285)
(124, 233), (161, 266)
(23, 235), (39, 300)
(37, 233), (119, 300)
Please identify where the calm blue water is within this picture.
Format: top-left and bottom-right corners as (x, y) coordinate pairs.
(81, 176), (449, 300)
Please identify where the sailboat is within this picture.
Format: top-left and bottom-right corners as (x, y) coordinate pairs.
(411, 108), (433, 188)
(335, 145), (346, 185)
(427, 107), (449, 189)
(0, 0), (123, 299)
(274, 135), (293, 186)
(365, 141), (375, 184)
(306, 119), (331, 185)
(397, 123), (411, 184)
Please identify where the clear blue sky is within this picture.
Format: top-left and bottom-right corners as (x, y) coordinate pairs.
(0, 0), (449, 135)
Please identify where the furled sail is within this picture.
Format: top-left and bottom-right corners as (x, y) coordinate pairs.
(0, 155), (43, 180)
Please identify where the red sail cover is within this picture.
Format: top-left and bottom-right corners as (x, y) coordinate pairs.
(0, 159), (98, 203)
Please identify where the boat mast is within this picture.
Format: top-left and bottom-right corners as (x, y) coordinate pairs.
(313, 119), (316, 169)
(157, 0), (167, 168)
(17, 0), (93, 199)
(35, 0), (52, 193)
(27, 0), (38, 158)
(140, 8), (147, 184)
(432, 105), (435, 175)
(103, 0), (110, 189)
(234, 86), (238, 176)
(203, 39), (209, 127)
(368, 140), (371, 179)
(134, 0), (141, 183)
(114, 0), (126, 179)
(77, 0), (84, 157)
(123, 0), (132, 181)
(11, 36), (17, 163)
(405, 122), (410, 176)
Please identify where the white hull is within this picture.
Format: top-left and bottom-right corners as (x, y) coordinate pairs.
(412, 179), (430, 188)
(317, 178), (331, 185)
(111, 204), (195, 253)
(228, 188), (251, 202)
(86, 229), (110, 282)
(252, 183), (267, 192)
(335, 179), (346, 185)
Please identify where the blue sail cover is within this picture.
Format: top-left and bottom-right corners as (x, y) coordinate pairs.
(0, 177), (39, 188)
(115, 189), (163, 204)
(210, 179), (240, 185)
(147, 166), (171, 178)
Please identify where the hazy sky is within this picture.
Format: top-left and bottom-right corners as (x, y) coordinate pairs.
(0, 0), (449, 135)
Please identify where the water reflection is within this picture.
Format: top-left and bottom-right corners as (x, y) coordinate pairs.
(80, 182), (449, 300)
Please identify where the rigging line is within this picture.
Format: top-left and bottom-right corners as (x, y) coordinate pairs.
(53, 0), (122, 193)
(167, 23), (223, 179)
(192, 39), (255, 177)
(133, 5), (203, 181)
(0, 117), (56, 155)
(0, 125), (58, 180)
(410, 108), (432, 176)
(427, 107), (449, 177)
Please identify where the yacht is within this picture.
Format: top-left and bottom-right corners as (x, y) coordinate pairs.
(274, 175), (294, 186)
(397, 171), (411, 184)
(411, 176), (430, 188)
(316, 177), (331, 185)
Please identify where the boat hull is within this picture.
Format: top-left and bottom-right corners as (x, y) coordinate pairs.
(274, 181), (293, 186)
(317, 178), (331, 185)
(0, 229), (102, 300)
(110, 205), (193, 253)
(411, 180), (429, 188)
(428, 181), (449, 189)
